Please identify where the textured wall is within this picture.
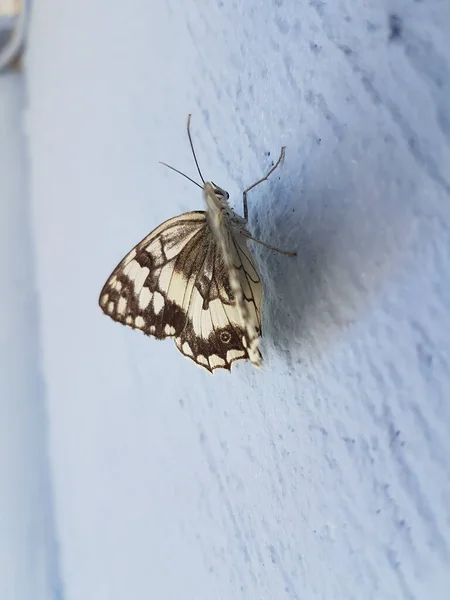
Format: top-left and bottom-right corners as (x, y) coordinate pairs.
(27, 1), (450, 598)
(0, 74), (62, 600)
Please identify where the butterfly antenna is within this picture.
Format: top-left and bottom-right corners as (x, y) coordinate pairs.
(158, 162), (203, 189)
(187, 114), (205, 185)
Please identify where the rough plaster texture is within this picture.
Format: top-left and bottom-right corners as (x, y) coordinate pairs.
(17, 0), (450, 598)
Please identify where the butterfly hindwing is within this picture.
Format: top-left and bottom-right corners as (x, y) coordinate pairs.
(203, 182), (263, 367)
(172, 232), (261, 371)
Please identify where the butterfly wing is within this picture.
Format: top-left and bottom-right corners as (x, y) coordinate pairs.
(99, 211), (261, 372)
(99, 211), (206, 340)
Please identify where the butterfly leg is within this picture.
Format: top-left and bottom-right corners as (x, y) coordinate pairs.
(247, 234), (297, 257)
(242, 146), (286, 221)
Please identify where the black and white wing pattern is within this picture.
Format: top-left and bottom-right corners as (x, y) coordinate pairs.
(99, 210), (263, 372)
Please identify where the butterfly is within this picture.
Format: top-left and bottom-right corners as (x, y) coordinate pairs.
(99, 115), (296, 372)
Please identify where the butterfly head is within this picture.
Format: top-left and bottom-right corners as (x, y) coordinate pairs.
(207, 182), (230, 206)
(204, 181), (231, 219)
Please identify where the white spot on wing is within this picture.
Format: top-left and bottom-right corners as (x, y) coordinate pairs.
(133, 264), (150, 295)
(182, 342), (193, 356)
(146, 237), (163, 257)
(123, 258), (140, 279)
(209, 298), (231, 330)
(158, 263), (174, 293)
(226, 349), (246, 363)
(107, 301), (114, 314)
(100, 294), (109, 307)
(190, 289), (204, 338)
(222, 301), (245, 329)
(139, 287), (152, 310)
(164, 324), (175, 336)
(126, 315), (132, 325)
(135, 315), (145, 329)
(153, 291), (165, 315)
(117, 297), (127, 315)
(209, 354), (226, 369)
(201, 307), (214, 338)
(197, 355), (208, 366)
(167, 272), (188, 306)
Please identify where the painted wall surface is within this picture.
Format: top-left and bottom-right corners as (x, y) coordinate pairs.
(23, 1), (450, 598)
(0, 74), (62, 600)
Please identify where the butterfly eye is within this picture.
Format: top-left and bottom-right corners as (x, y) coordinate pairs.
(220, 330), (232, 344)
(211, 182), (229, 201)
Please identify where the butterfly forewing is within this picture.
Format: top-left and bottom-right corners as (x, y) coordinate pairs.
(99, 212), (205, 338)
